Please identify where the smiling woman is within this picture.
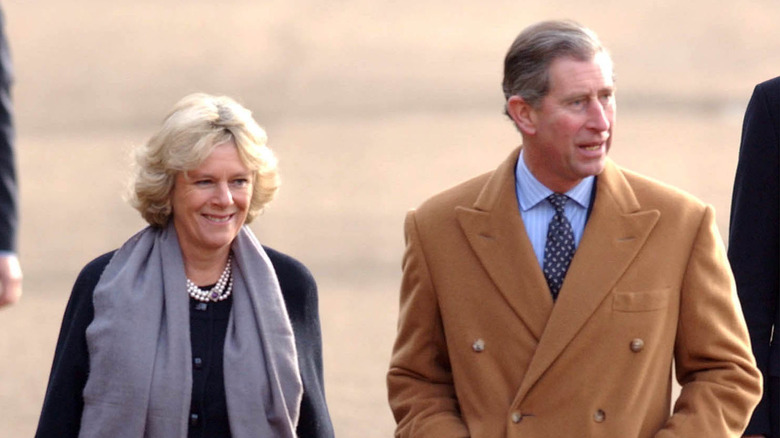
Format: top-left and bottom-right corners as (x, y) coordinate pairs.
(170, 143), (255, 280)
(35, 94), (335, 438)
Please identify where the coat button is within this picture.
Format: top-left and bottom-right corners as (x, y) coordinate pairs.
(193, 357), (203, 369)
(630, 338), (644, 352)
(190, 412), (200, 426)
(511, 412), (523, 423)
(472, 339), (485, 352)
(593, 409), (606, 423)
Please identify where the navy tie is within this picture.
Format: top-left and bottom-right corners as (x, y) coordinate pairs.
(543, 193), (576, 300)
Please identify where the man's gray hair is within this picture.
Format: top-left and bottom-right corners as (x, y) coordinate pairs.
(502, 20), (611, 115)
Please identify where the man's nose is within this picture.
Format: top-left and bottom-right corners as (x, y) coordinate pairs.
(586, 100), (611, 131)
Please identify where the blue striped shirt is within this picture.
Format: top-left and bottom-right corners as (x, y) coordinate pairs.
(514, 150), (595, 268)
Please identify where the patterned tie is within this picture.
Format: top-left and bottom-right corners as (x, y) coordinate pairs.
(543, 193), (576, 300)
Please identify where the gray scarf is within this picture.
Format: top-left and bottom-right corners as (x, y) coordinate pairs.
(79, 223), (302, 438)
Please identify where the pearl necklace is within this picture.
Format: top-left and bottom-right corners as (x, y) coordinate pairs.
(186, 255), (234, 302)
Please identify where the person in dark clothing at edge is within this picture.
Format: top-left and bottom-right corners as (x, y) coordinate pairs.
(729, 76), (780, 438)
(0, 5), (22, 308)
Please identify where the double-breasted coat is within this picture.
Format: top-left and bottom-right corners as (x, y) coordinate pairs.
(388, 147), (762, 437)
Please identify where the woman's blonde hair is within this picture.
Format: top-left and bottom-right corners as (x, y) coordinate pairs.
(129, 93), (279, 227)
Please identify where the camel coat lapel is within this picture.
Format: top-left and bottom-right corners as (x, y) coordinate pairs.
(515, 160), (660, 401)
(456, 148), (660, 402)
(455, 149), (553, 341)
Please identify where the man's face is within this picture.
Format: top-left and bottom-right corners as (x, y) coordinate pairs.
(521, 51), (615, 193)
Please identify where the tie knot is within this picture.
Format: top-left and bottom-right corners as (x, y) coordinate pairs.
(547, 193), (568, 213)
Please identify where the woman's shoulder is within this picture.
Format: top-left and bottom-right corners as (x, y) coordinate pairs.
(262, 246), (316, 288)
(72, 251), (117, 294)
(262, 246), (319, 320)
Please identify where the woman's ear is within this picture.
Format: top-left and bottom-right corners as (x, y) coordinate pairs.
(506, 95), (537, 135)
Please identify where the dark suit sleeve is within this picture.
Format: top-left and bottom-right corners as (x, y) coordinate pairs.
(0, 6), (17, 252)
(728, 78), (780, 436)
(35, 252), (114, 438)
(266, 246), (335, 438)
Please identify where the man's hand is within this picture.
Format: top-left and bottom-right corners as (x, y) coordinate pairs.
(0, 253), (22, 307)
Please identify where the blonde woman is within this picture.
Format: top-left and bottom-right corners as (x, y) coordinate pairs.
(36, 94), (333, 438)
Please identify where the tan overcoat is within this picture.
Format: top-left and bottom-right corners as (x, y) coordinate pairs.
(387, 148), (762, 437)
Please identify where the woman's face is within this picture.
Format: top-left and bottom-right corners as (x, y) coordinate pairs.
(170, 141), (253, 258)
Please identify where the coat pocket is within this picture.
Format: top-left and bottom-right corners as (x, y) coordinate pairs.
(612, 288), (670, 312)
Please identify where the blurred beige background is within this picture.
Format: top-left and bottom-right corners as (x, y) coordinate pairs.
(1, 1), (779, 436)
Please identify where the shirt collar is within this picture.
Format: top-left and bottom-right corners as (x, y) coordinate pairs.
(515, 149), (595, 212)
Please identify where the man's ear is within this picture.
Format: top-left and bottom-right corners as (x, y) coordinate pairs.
(506, 95), (537, 135)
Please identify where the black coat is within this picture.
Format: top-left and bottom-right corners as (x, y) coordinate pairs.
(36, 246), (335, 438)
(728, 76), (780, 436)
(0, 6), (17, 252)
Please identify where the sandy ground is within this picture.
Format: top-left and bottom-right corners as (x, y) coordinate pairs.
(2, 1), (779, 436)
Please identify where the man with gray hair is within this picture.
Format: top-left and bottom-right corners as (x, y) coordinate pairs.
(388, 20), (761, 437)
